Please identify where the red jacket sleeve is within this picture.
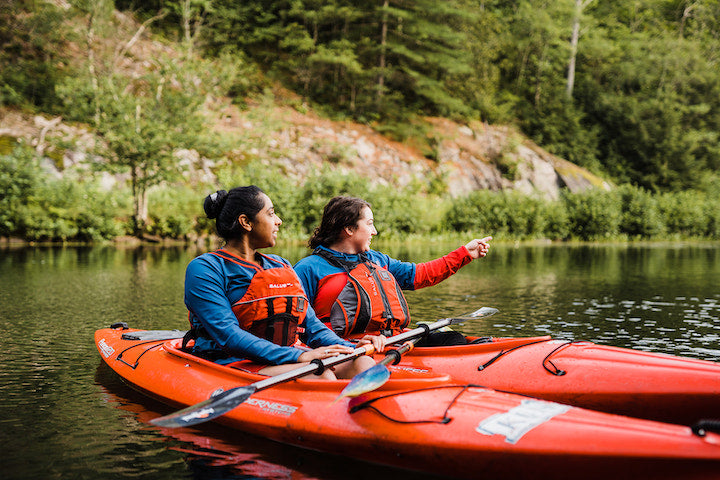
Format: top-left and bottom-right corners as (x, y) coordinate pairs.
(413, 246), (473, 289)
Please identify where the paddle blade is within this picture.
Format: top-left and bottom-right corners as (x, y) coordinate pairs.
(451, 306), (499, 323)
(150, 385), (256, 428)
(335, 364), (391, 401)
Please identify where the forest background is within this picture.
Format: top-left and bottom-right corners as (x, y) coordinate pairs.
(1, 0), (720, 244)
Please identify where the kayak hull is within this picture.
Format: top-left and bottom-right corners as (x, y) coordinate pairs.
(95, 326), (720, 480)
(378, 336), (720, 425)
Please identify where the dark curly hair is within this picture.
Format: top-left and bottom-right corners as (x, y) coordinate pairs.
(203, 186), (266, 241)
(308, 196), (371, 249)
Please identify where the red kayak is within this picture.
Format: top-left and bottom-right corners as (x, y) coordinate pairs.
(95, 325), (720, 480)
(378, 335), (720, 425)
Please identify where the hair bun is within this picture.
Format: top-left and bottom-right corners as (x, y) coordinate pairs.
(203, 190), (228, 219)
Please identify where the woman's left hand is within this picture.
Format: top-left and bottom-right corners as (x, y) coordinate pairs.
(357, 334), (386, 353)
(465, 236), (492, 259)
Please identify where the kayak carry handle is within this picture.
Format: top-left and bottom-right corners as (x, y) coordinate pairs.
(691, 419), (720, 437)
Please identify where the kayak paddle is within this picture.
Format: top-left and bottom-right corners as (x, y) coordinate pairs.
(150, 342), (376, 428)
(150, 307), (497, 428)
(336, 306), (499, 400)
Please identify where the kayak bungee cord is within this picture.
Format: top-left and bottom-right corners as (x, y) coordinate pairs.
(692, 420), (720, 437)
(116, 340), (167, 369)
(106, 321), (171, 370)
(541, 340), (578, 376)
(476, 338), (586, 376)
(348, 384), (480, 424)
(477, 339), (553, 371)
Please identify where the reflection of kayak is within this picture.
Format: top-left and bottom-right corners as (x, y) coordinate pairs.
(99, 382), (437, 480)
(95, 325), (720, 480)
(375, 335), (720, 425)
(96, 383), (298, 480)
(98, 382), (443, 480)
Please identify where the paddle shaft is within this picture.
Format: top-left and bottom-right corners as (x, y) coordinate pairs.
(251, 319), (450, 392)
(252, 344), (375, 392)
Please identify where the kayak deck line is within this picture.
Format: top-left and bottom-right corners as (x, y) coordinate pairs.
(348, 383), (477, 424)
(473, 337), (562, 372)
(476, 338), (589, 375)
(116, 340), (170, 369)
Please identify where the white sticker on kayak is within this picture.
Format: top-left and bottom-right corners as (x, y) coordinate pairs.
(392, 365), (430, 374)
(246, 398), (298, 417)
(476, 399), (570, 444)
(98, 339), (114, 358)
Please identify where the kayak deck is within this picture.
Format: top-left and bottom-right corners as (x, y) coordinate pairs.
(382, 335), (720, 425)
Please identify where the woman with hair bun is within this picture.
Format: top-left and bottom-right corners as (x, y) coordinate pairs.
(294, 196), (492, 347)
(184, 186), (384, 379)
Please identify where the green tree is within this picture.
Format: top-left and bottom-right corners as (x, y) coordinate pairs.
(202, 0), (472, 121)
(58, 3), (231, 237)
(0, 0), (69, 109)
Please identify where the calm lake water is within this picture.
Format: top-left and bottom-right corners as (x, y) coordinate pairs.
(2, 241), (719, 480)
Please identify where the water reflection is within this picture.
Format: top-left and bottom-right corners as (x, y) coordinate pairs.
(95, 363), (444, 480)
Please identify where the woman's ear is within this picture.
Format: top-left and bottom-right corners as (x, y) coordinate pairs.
(237, 214), (253, 232)
(342, 225), (355, 238)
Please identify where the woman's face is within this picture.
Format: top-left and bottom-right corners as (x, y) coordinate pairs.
(348, 206), (377, 252)
(247, 193), (282, 249)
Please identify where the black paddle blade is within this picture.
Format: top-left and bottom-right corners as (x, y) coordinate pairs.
(150, 385), (256, 428)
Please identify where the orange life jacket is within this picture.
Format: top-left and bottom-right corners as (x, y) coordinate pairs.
(212, 250), (308, 346)
(314, 249), (410, 338)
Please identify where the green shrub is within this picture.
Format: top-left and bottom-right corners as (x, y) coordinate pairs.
(505, 192), (549, 238)
(0, 147), (40, 237)
(541, 200), (571, 240)
(706, 199), (720, 239)
(657, 191), (710, 238)
(293, 168), (372, 236)
(368, 186), (443, 238)
(147, 186), (201, 239)
(0, 147), (124, 241)
(444, 190), (555, 239)
(617, 184), (665, 239)
(562, 189), (622, 240)
(444, 190), (508, 235)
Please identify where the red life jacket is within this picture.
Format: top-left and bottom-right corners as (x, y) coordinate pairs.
(214, 250), (308, 346)
(314, 249), (410, 338)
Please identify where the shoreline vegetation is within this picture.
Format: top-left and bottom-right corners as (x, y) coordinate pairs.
(2, 146), (719, 246)
(3, 235), (720, 252)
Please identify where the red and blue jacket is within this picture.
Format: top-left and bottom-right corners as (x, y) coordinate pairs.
(185, 248), (353, 365)
(294, 245), (473, 337)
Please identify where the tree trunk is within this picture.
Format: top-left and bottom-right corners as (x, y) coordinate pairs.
(86, 8), (100, 126)
(679, 4), (695, 39)
(132, 103), (148, 238)
(566, 0), (593, 99)
(182, 0), (193, 57)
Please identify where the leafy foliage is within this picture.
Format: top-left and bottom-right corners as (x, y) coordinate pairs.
(0, 1), (70, 110)
(0, 147), (125, 241)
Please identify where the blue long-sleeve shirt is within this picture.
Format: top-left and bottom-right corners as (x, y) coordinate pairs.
(184, 250), (353, 365)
